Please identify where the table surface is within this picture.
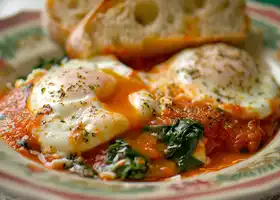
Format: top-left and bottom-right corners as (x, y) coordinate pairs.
(0, 0), (44, 18)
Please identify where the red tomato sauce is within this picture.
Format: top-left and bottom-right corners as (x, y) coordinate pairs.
(0, 87), (279, 181)
(184, 152), (252, 177)
(0, 86), (41, 162)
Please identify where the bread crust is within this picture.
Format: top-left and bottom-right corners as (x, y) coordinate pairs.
(42, 0), (70, 46)
(66, 0), (250, 59)
(42, 0), (103, 46)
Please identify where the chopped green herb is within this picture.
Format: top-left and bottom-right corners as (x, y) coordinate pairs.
(142, 102), (150, 109)
(66, 153), (78, 161)
(17, 138), (29, 149)
(0, 114), (6, 120)
(41, 87), (46, 94)
(188, 69), (200, 77)
(213, 87), (219, 94)
(88, 84), (100, 91)
(216, 107), (224, 113)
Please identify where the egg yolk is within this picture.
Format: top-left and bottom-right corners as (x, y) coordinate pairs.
(102, 72), (148, 129)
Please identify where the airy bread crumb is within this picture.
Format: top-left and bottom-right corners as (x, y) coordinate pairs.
(66, 0), (249, 60)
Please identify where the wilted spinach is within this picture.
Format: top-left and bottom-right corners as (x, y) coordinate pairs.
(33, 56), (68, 70)
(17, 56), (68, 80)
(106, 139), (148, 180)
(144, 119), (204, 172)
(64, 154), (98, 178)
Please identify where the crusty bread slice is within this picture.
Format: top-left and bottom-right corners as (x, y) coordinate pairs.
(66, 0), (250, 59)
(42, 0), (102, 45)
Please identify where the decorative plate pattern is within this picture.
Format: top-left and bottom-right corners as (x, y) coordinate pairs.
(0, 2), (280, 200)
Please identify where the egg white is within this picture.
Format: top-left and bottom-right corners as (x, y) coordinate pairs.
(129, 90), (157, 120)
(28, 56), (138, 155)
(140, 44), (279, 119)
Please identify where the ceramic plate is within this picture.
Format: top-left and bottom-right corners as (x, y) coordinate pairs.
(1, 1), (280, 200)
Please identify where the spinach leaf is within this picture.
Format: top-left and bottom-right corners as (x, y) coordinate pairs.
(33, 56), (68, 70)
(144, 119), (204, 172)
(17, 56), (68, 80)
(106, 139), (148, 180)
(64, 154), (98, 178)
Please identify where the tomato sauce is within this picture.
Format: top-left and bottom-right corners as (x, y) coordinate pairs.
(0, 87), (279, 181)
(184, 152), (252, 177)
(0, 86), (41, 162)
(156, 98), (280, 155)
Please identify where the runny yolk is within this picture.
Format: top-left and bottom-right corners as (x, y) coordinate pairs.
(103, 72), (148, 129)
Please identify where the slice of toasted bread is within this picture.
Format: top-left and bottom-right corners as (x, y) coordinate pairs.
(42, 0), (103, 45)
(66, 0), (250, 59)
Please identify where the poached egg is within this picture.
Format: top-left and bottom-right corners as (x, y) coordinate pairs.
(26, 56), (157, 155)
(140, 44), (280, 119)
